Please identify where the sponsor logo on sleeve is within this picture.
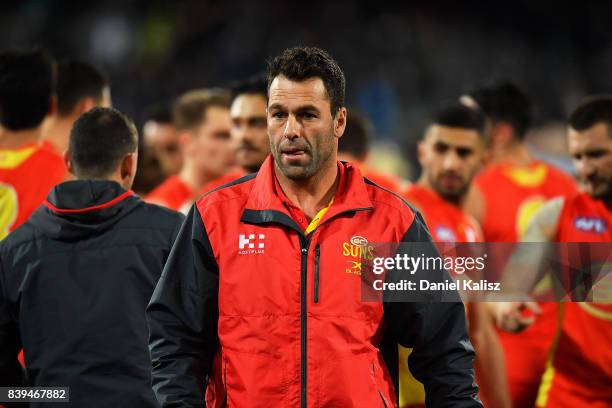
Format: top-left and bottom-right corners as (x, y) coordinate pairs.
(574, 217), (608, 234)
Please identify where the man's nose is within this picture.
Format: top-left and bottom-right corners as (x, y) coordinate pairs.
(442, 150), (461, 170)
(237, 126), (253, 142)
(576, 158), (596, 178)
(283, 115), (301, 139)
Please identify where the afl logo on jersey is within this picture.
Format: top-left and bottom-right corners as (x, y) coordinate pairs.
(574, 216), (608, 234)
(435, 225), (457, 242)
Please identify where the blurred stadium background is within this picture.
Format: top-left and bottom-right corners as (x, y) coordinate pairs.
(2, 0), (610, 178)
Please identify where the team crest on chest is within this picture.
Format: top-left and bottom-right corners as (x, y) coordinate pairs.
(341, 235), (374, 275)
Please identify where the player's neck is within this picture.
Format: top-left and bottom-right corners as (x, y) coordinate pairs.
(275, 159), (339, 221)
(417, 176), (464, 207)
(41, 117), (73, 154)
(0, 126), (41, 149)
(416, 177), (435, 195)
(488, 141), (532, 166)
(179, 160), (213, 198)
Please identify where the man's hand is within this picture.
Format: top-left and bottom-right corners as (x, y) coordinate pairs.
(488, 301), (542, 333)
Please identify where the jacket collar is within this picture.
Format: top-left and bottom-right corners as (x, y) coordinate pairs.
(31, 180), (141, 241)
(241, 155), (373, 230)
(44, 180), (136, 215)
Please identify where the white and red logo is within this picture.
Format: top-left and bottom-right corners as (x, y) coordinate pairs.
(238, 233), (265, 255)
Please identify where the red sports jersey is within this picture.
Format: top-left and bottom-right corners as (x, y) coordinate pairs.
(145, 175), (193, 212)
(536, 193), (612, 408)
(146, 170), (245, 213)
(476, 161), (577, 242)
(0, 142), (66, 239)
(476, 161), (577, 407)
(399, 184), (482, 408)
(404, 185), (481, 243)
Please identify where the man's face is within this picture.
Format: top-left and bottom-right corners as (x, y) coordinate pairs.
(143, 120), (182, 175)
(267, 75), (345, 181)
(568, 122), (612, 201)
(230, 93), (269, 172)
(191, 106), (234, 179)
(419, 125), (484, 203)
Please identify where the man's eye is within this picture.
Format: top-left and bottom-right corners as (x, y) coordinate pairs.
(271, 112), (285, 119)
(434, 144), (448, 153)
(456, 148), (473, 158)
(587, 150), (607, 159)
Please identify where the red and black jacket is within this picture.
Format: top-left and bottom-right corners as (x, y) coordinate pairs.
(147, 156), (481, 407)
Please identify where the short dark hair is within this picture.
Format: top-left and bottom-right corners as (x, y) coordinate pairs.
(338, 110), (372, 161)
(467, 80), (532, 140)
(173, 88), (231, 131)
(569, 95), (612, 135)
(0, 49), (54, 130)
(231, 74), (268, 102)
(69, 107), (138, 178)
(431, 103), (486, 137)
(267, 46), (345, 115)
(57, 59), (108, 116)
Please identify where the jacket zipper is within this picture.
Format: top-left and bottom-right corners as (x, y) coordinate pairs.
(300, 239), (309, 408)
(314, 245), (320, 304)
(298, 209), (369, 408)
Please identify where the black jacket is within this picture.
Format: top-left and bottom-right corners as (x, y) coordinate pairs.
(0, 180), (183, 407)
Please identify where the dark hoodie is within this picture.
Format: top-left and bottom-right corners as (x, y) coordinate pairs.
(0, 180), (183, 408)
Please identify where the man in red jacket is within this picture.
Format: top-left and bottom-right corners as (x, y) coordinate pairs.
(147, 46), (481, 408)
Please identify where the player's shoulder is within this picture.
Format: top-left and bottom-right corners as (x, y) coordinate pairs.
(147, 176), (184, 196)
(138, 200), (185, 227)
(542, 162), (577, 187)
(363, 176), (418, 221)
(473, 163), (506, 190)
(33, 143), (64, 164)
(197, 172), (257, 210)
(0, 220), (40, 259)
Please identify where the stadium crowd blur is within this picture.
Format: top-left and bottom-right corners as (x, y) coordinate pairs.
(1, 2), (611, 408)
(3, 2), (612, 180)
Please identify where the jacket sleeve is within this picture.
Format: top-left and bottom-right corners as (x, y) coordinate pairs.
(0, 250), (25, 387)
(383, 211), (482, 408)
(146, 205), (219, 408)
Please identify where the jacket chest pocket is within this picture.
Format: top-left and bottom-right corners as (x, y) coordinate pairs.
(219, 246), (301, 316)
(313, 244), (321, 303)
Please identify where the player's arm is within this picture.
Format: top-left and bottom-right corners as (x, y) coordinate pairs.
(384, 212), (482, 407)
(0, 253), (25, 386)
(146, 205), (219, 408)
(490, 197), (564, 332)
(468, 303), (511, 408)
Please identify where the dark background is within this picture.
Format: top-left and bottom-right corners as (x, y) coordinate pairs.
(1, 1), (609, 176)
